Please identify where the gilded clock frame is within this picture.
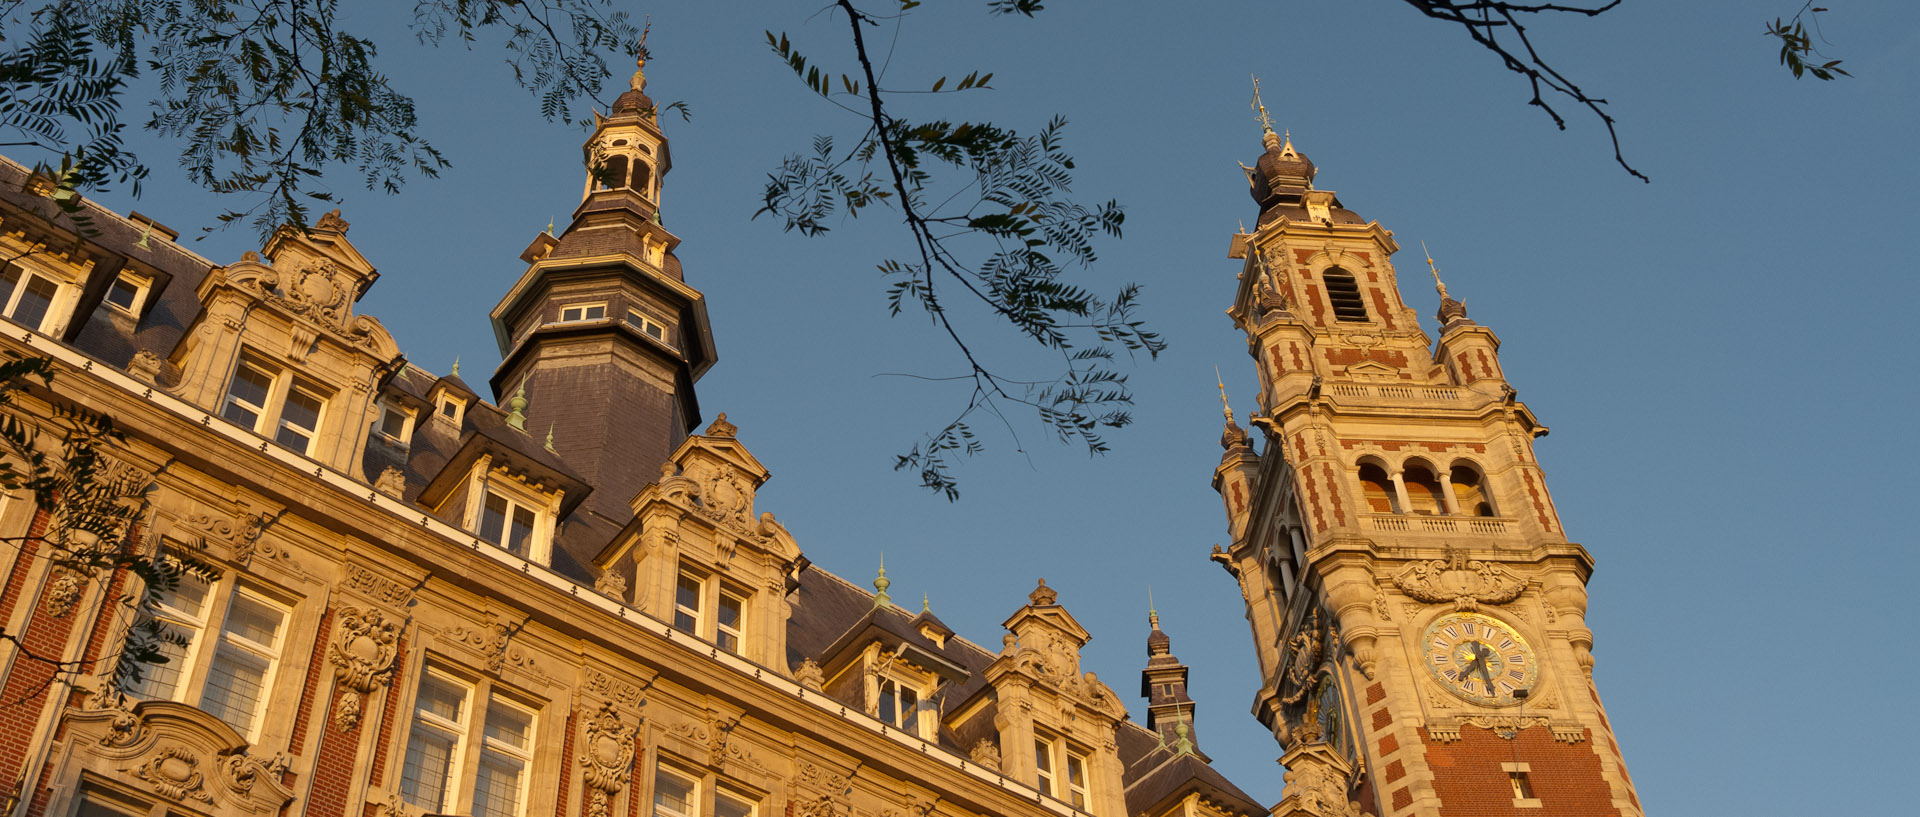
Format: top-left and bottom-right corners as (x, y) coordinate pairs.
(1418, 611), (1540, 707)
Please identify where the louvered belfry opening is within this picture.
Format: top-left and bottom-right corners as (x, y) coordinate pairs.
(1323, 268), (1368, 322)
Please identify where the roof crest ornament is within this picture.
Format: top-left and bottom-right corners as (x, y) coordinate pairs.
(450, 356), (460, 378)
(1148, 585), (1159, 630)
(1214, 366), (1235, 426)
(1422, 240), (1449, 300)
(872, 554), (891, 608)
(631, 18), (651, 92)
(505, 376), (529, 431)
(1250, 75), (1282, 152)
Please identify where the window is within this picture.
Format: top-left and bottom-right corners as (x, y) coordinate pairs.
(1402, 463), (1446, 516)
(377, 402), (414, 445)
(1450, 465), (1497, 517)
(1358, 462), (1399, 514)
(875, 675), (922, 733)
(401, 669), (538, 817)
(559, 303), (607, 323)
(479, 492), (539, 558)
(0, 263), (73, 333)
(653, 768), (697, 817)
(671, 566), (748, 655)
(104, 273), (150, 314)
(625, 310), (670, 345)
(1034, 736), (1090, 808)
(654, 765), (757, 817)
(1321, 268), (1368, 322)
(123, 570), (289, 742)
(438, 394), (465, 425)
(221, 356), (328, 455)
(1503, 763), (1541, 807)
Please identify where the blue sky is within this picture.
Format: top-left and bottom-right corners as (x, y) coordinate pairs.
(82, 1), (1920, 813)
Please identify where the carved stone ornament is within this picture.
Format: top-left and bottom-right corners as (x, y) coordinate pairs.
(1391, 549), (1526, 610)
(594, 568), (628, 599)
(342, 562), (414, 609)
(969, 738), (1000, 767)
(1027, 577), (1058, 606)
(375, 466), (407, 499)
(328, 606), (402, 731)
(446, 612), (541, 676)
(1280, 610), (1325, 706)
(129, 349), (163, 384)
(794, 761), (850, 801)
(583, 669), (647, 710)
(792, 658), (824, 691)
(135, 745), (213, 803)
(41, 568), (87, 618)
(1274, 744), (1372, 817)
(580, 703), (638, 817)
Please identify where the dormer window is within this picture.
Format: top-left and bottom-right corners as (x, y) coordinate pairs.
(104, 273), (150, 314)
(1322, 268), (1368, 322)
(479, 491), (538, 558)
(1034, 735), (1090, 808)
(221, 355), (328, 456)
(625, 310), (670, 345)
(559, 303), (607, 323)
(672, 565), (747, 654)
(376, 401), (415, 446)
(0, 263), (76, 334)
(436, 394), (466, 426)
(875, 674), (925, 734)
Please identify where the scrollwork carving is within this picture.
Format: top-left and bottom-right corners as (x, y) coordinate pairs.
(135, 745), (212, 803)
(1391, 549), (1526, 609)
(580, 703), (638, 817)
(328, 606), (401, 731)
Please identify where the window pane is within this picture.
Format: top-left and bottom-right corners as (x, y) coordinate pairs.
(154, 572), (212, 618)
(12, 272), (57, 329)
(484, 698), (533, 750)
(200, 650), (268, 736)
(417, 674), (468, 724)
(282, 387), (322, 432)
(1035, 740), (1054, 795)
(474, 751), (527, 817)
(898, 686), (918, 726)
(674, 572), (702, 634)
(584, 305), (606, 320)
(654, 770), (695, 817)
(224, 593), (283, 649)
(480, 493), (509, 544)
(507, 505), (536, 556)
(401, 726), (458, 811)
(716, 792), (755, 817)
(106, 277), (141, 310)
(223, 365), (273, 427)
(878, 683), (896, 724)
(126, 622), (191, 700)
(380, 409), (408, 438)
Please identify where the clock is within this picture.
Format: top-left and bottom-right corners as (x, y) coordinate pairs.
(1421, 612), (1539, 706)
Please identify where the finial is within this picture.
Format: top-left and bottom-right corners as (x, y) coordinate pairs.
(631, 18), (651, 92)
(872, 555), (892, 608)
(134, 221), (152, 250)
(1148, 586), (1160, 630)
(1214, 366), (1235, 425)
(1173, 721), (1195, 755)
(505, 376), (529, 431)
(451, 356), (460, 378)
(1028, 578), (1058, 606)
(1250, 75), (1275, 136)
(1422, 240), (1449, 300)
(922, 593), (931, 614)
(544, 423), (556, 452)
(545, 216), (554, 236)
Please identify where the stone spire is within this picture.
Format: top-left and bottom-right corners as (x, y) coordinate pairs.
(1217, 367), (1249, 452)
(1423, 241), (1470, 325)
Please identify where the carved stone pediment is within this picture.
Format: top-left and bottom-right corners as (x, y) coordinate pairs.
(1391, 549), (1526, 609)
(58, 700), (294, 815)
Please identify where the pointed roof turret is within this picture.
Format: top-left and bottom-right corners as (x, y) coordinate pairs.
(1141, 604), (1200, 752)
(1423, 242), (1473, 326)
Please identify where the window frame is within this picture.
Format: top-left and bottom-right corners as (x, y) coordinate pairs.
(1033, 733), (1092, 809)
(651, 761), (762, 817)
(0, 261), (79, 335)
(220, 354), (330, 456)
(102, 272), (152, 316)
(558, 302), (609, 324)
(624, 309), (672, 347)
(399, 665), (542, 817)
(121, 563), (292, 744)
(376, 401), (416, 446)
(669, 564), (749, 656)
(873, 671), (930, 736)
(465, 466), (556, 566)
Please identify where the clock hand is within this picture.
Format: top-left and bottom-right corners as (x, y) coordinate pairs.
(1476, 645), (1496, 695)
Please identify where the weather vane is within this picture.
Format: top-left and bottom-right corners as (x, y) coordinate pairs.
(1250, 75), (1275, 134)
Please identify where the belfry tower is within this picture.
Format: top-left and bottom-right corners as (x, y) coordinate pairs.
(1211, 96), (1641, 817)
(490, 56), (716, 524)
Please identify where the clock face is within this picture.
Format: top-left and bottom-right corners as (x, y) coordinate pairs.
(1421, 612), (1539, 706)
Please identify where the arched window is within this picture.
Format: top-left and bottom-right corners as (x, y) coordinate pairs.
(1322, 268), (1368, 322)
(631, 161), (652, 195)
(1358, 462), (1398, 513)
(597, 155), (630, 191)
(1450, 465), (1496, 517)
(1402, 462), (1446, 516)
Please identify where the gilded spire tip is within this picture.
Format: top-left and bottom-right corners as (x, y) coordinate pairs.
(1214, 366), (1235, 425)
(1421, 240), (1449, 300)
(1250, 75), (1276, 137)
